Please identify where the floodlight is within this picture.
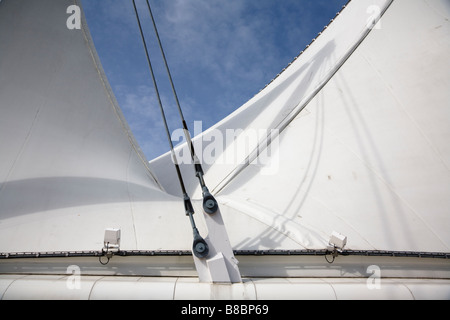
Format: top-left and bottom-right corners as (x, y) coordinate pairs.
(328, 231), (347, 252)
(104, 228), (120, 251)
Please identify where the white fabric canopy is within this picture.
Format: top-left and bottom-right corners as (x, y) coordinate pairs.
(0, 0), (183, 252)
(151, 0), (450, 253)
(0, 0), (449, 286)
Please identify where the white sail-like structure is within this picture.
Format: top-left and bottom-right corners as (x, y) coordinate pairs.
(1, 0), (449, 299)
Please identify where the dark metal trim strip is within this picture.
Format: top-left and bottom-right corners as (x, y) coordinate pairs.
(1, 249), (448, 260)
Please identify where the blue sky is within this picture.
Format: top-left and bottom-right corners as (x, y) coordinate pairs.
(81, 0), (349, 161)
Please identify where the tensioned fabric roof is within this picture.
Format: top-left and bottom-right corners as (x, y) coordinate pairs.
(150, 0), (450, 253)
(0, 0), (449, 268)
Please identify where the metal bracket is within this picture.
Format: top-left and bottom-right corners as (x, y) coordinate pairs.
(191, 205), (242, 283)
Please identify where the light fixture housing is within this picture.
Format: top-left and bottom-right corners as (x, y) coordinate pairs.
(328, 231), (347, 252)
(104, 228), (121, 252)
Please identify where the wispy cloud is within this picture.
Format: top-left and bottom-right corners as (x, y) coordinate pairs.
(157, 0), (278, 88)
(82, 0), (349, 160)
(114, 84), (182, 159)
(151, 0), (325, 121)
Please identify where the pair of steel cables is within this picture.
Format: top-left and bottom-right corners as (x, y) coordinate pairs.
(131, 0), (218, 259)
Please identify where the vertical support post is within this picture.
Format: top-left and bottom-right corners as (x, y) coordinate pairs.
(192, 206), (242, 283)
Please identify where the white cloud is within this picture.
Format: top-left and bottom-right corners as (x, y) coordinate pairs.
(114, 83), (195, 160)
(159, 0), (272, 83)
(82, 0), (349, 160)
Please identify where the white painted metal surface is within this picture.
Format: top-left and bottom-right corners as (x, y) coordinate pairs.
(1, 275), (449, 300)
